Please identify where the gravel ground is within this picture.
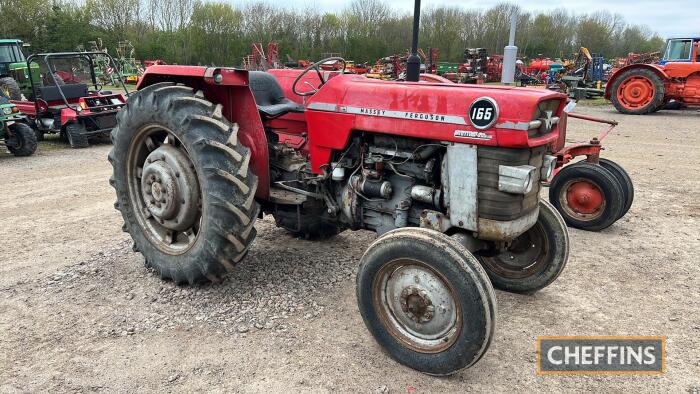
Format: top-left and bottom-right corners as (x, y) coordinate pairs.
(1, 104), (699, 393)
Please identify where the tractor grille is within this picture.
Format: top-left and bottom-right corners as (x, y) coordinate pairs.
(477, 145), (545, 221)
(529, 99), (562, 138)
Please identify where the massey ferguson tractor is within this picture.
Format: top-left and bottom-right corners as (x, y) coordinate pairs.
(110, 3), (572, 376)
(607, 37), (700, 114)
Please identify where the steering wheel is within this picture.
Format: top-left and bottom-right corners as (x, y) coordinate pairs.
(292, 57), (346, 97)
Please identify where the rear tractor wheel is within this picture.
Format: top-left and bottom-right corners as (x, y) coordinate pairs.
(548, 162), (624, 231)
(356, 228), (496, 375)
(110, 83), (260, 284)
(610, 68), (664, 115)
(476, 200), (569, 293)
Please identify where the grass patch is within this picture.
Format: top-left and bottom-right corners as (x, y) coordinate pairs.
(576, 96), (609, 107)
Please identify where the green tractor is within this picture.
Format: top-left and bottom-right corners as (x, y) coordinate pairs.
(0, 92), (36, 157)
(0, 39), (40, 100)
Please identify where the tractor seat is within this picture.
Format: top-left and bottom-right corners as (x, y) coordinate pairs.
(38, 84), (88, 102)
(248, 71), (304, 117)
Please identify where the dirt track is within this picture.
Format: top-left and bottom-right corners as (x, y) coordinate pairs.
(1, 105), (699, 393)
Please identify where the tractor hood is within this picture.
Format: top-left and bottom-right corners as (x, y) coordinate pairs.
(304, 74), (567, 173)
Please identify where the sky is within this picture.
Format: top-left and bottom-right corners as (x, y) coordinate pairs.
(265, 0), (699, 39)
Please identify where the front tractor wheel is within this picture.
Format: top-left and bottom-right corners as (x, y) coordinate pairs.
(610, 68), (664, 115)
(356, 228), (496, 375)
(549, 162), (624, 231)
(477, 200), (569, 294)
(6, 122), (38, 157)
(110, 83), (259, 285)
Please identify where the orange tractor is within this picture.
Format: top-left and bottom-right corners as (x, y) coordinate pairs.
(607, 37), (700, 114)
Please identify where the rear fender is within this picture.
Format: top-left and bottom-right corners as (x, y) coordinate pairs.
(605, 64), (668, 99)
(138, 66), (270, 198)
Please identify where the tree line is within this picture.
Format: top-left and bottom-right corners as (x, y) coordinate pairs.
(0, 0), (666, 66)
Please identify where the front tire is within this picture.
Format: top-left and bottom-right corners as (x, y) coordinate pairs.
(356, 228), (496, 375)
(7, 122), (38, 156)
(110, 83), (259, 284)
(477, 200), (569, 293)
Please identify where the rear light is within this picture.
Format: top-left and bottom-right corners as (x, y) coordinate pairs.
(11, 107), (18, 113)
(80, 101), (87, 109)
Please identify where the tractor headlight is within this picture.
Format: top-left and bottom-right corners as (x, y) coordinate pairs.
(2, 107), (12, 115)
(541, 155), (557, 182)
(498, 165), (536, 195)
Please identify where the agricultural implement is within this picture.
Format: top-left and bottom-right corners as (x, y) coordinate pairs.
(110, 1), (578, 375)
(547, 110), (633, 231)
(115, 41), (142, 84)
(0, 91), (36, 157)
(12, 52), (128, 148)
(607, 37), (700, 114)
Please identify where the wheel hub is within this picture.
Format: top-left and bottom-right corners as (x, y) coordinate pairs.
(140, 145), (200, 231)
(382, 262), (458, 344)
(618, 76), (654, 108)
(400, 286), (435, 323)
(566, 181), (604, 215)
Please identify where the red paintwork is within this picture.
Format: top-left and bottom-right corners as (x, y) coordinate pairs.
(12, 92), (125, 126)
(137, 65), (568, 195)
(566, 181), (604, 214)
(304, 75), (565, 172)
(418, 74), (454, 84)
(605, 41), (700, 106)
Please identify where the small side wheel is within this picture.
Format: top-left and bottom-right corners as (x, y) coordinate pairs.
(7, 123), (38, 156)
(598, 158), (634, 219)
(610, 68), (664, 115)
(356, 228), (496, 375)
(66, 123), (89, 148)
(549, 162), (624, 231)
(477, 200), (569, 293)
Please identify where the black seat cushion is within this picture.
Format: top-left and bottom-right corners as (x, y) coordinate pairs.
(38, 84), (88, 102)
(248, 71), (304, 117)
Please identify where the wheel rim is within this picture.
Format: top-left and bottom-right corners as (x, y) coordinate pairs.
(372, 258), (461, 353)
(560, 178), (605, 221)
(479, 221), (548, 279)
(617, 75), (655, 110)
(127, 125), (202, 254)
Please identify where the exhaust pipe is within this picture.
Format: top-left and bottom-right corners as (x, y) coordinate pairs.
(405, 0), (422, 82)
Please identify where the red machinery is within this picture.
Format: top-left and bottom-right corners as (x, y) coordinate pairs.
(143, 59), (167, 68)
(547, 111), (633, 231)
(13, 52), (127, 148)
(606, 37), (700, 114)
(526, 57), (556, 74)
(111, 57), (571, 376)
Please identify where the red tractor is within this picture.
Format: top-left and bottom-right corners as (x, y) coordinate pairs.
(607, 37), (700, 114)
(110, 56), (574, 375)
